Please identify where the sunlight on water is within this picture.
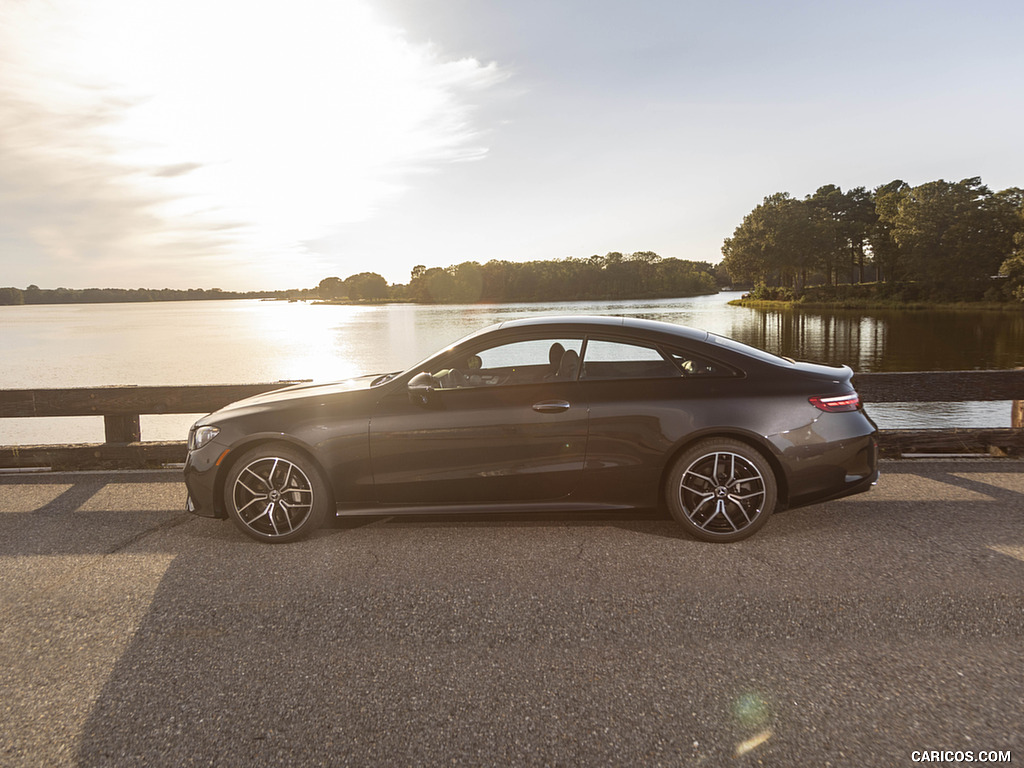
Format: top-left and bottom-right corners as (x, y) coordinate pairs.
(1, 294), (1020, 444)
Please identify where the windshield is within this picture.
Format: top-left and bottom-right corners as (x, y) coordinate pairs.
(396, 322), (506, 380)
(370, 372), (402, 386)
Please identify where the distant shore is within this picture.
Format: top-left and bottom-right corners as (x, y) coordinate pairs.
(0, 286), (314, 306)
(0, 288), (721, 307)
(729, 298), (1024, 312)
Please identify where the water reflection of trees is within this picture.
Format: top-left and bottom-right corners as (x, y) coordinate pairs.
(734, 308), (1024, 372)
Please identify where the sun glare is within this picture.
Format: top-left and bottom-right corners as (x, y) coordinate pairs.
(0, 0), (502, 287)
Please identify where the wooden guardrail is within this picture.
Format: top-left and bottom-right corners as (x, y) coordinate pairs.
(0, 383), (301, 470)
(1, 371), (1022, 469)
(852, 369), (1024, 457)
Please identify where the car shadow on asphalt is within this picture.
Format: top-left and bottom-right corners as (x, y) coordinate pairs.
(1, 460), (1022, 558)
(325, 507), (687, 536)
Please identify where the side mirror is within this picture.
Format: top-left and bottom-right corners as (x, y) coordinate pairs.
(407, 371), (436, 406)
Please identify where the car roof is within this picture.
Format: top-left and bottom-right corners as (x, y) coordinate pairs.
(495, 315), (710, 343)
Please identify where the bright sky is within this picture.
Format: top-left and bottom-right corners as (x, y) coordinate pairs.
(2, 0), (1023, 291)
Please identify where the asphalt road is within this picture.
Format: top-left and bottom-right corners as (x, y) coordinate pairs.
(1, 460), (1022, 767)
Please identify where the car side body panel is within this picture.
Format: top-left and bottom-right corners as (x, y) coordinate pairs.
(368, 380), (589, 504)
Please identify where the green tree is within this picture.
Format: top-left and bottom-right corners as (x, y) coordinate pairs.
(869, 180), (910, 282)
(0, 287), (24, 305)
(399, 253), (716, 304)
(722, 193), (833, 294)
(892, 177), (1020, 298)
(999, 252), (1024, 301)
(721, 198), (779, 286)
(317, 276), (346, 299)
(805, 185), (847, 285)
(449, 261), (484, 303)
(481, 260), (513, 302)
(343, 272), (388, 301)
(841, 187), (877, 283)
(997, 194), (1024, 301)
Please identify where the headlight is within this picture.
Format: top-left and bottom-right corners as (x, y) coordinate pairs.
(189, 425), (220, 451)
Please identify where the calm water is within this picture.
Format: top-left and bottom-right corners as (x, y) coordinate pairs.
(2, 293), (1022, 445)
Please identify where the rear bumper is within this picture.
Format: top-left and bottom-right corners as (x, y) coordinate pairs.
(793, 463), (879, 508)
(770, 411), (879, 510)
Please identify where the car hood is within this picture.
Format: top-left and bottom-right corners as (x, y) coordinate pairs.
(216, 373), (386, 413)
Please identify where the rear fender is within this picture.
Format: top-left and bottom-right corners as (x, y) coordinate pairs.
(660, 428), (791, 511)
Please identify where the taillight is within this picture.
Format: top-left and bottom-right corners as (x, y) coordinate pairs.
(809, 392), (860, 413)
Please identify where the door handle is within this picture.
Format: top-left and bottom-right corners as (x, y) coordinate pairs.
(532, 400), (571, 413)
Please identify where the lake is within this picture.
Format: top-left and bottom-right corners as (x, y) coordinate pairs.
(2, 292), (1022, 445)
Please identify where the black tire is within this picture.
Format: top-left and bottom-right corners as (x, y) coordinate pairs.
(224, 444), (332, 543)
(666, 438), (778, 542)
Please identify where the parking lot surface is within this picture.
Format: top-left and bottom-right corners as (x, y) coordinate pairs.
(1, 460), (1022, 766)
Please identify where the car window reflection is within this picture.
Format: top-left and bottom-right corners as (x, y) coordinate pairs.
(666, 351), (737, 378)
(579, 339), (679, 380)
(432, 338), (583, 389)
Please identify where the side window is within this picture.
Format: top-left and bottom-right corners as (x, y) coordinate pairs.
(667, 349), (736, 378)
(580, 339), (679, 380)
(433, 338), (582, 389)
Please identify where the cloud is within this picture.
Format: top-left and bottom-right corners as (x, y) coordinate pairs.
(152, 163), (204, 179)
(0, 0), (505, 289)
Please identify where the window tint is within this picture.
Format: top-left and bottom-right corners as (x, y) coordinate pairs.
(580, 340), (679, 380)
(433, 338), (582, 389)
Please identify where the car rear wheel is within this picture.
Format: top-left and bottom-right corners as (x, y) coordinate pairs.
(666, 438), (777, 542)
(224, 444), (332, 543)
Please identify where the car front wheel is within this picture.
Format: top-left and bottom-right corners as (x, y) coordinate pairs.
(224, 444), (332, 543)
(666, 438), (777, 542)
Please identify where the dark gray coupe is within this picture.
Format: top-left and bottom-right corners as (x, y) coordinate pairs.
(185, 316), (878, 543)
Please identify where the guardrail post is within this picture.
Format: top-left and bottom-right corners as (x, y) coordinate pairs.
(104, 414), (141, 443)
(1015, 368), (1024, 429)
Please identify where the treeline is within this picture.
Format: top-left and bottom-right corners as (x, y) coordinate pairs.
(5, 253), (722, 308)
(721, 176), (1024, 303)
(0, 285), (316, 306)
(318, 253), (721, 304)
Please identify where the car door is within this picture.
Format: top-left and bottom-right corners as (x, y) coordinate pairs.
(369, 337), (589, 504)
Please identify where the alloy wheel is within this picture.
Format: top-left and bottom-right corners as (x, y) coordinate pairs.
(230, 456), (315, 539)
(678, 450), (768, 535)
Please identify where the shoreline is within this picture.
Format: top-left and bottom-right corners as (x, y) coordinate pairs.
(1, 291), (725, 309)
(729, 298), (1024, 312)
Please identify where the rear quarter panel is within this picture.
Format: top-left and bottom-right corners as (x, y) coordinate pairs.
(577, 374), (807, 507)
(576, 354), (874, 510)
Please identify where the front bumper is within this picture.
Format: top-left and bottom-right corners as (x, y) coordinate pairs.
(183, 445), (226, 518)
